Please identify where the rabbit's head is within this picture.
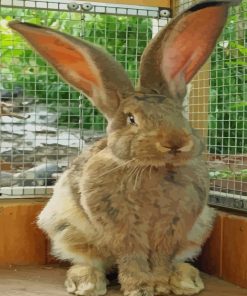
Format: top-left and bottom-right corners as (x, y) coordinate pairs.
(9, 0), (240, 167)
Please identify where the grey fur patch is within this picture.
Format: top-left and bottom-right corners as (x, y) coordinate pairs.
(166, 227), (175, 236)
(134, 94), (166, 103)
(164, 171), (177, 183)
(192, 182), (206, 201)
(153, 200), (160, 209)
(101, 195), (119, 220)
(138, 288), (152, 296)
(55, 222), (70, 232)
(107, 206), (120, 219)
(172, 216), (180, 225)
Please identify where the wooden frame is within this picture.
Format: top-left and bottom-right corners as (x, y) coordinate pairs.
(198, 211), (247, 289)
(81, 0), (171, 8)
(0, 199), (47, 266)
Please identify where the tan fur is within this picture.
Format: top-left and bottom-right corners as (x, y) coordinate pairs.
(170, 263), (204, 295)
(9, 1), (240, 295)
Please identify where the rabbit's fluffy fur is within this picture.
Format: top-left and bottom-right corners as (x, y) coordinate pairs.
(9, 1), (240, 295)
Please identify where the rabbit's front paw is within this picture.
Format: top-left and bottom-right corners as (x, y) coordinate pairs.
(65, 265), (107, 296)
(124, 287), (154, 296)
(169, 263), (204, 295)
(153, 274), (170, 295)
(154, 281), (171, 295)
(154, 282), (170, 295)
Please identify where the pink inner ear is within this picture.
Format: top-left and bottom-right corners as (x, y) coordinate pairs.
(161, 6), (228, 84)
(18, 29), (102, 94)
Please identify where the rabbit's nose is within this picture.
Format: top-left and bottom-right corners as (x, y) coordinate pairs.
(170, 139), (194, 154)
(156, 138), (194, 154)
(177, 139), (194, 152)
(169, 146), (181, 155)
(168, 139), (194, 154)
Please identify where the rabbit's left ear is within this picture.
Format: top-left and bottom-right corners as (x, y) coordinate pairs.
(9, 21), (134, 120)
(139, 0), (240, 100)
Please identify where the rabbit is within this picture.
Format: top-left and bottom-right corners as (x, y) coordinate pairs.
(9, 0), (241, 295)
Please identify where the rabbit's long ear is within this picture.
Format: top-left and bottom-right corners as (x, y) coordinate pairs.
(9, 21), (134, 120)
(139, 0), (240, 100)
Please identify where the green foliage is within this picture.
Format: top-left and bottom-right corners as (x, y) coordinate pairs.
(0, 8), (152, 129)
(208, 2), (247, 154)
(209, 169), (247, 181)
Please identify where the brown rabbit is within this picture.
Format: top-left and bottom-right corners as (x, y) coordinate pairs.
(9, 1), (241, 295)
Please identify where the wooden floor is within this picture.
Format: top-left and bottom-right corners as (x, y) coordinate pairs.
(0, 265), (246, 296)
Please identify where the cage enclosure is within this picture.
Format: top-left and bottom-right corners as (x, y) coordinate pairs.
(0, 0), (247, 292)
(0, 0), (246, 213)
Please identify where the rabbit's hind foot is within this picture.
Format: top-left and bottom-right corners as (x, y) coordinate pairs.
(169, 263), (204, 295)
(65, 265), (108, 296)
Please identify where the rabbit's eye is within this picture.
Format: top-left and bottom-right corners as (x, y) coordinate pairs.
(127, 113), (136, 125)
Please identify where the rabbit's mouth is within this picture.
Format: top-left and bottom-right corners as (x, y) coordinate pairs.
(155, 140), (194, 155)
(127, 137), (197, 167)
(124, 152), (195, 169)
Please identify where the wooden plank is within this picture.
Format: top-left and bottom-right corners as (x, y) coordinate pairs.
(222, 214), (247, 289)
(81, 0), (171, 8)
(198, 211), (247, 289)
(197, 213), (223, 277)
(0, 199), (47, 266)
(0, 160), (12, 171)
(0, 265), (246, 296)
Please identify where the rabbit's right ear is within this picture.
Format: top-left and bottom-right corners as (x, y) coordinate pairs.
(139, 0), (241, 100)
(9, 21), (134, 120)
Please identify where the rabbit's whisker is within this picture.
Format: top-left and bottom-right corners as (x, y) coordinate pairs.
(133, 167), (140, 190)
(140, 166), (147, 184)
(126, 165), (137, 186)
(130, 165), (140, 184)
(135, 166), (146, 190)
(134, 167), (144, 190)
(149, 166), (153, 179)
(129, 165), (138, 179)
(98, 159), (134, 178)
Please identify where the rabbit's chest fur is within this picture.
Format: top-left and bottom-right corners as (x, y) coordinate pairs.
(79, 149), (208, 254)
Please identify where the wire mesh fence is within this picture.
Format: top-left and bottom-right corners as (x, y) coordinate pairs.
(208, 2), (247, 211)
(0, 0), (246, 213)
(0, 0), (168, 196)
(174, 0), (247, 211)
